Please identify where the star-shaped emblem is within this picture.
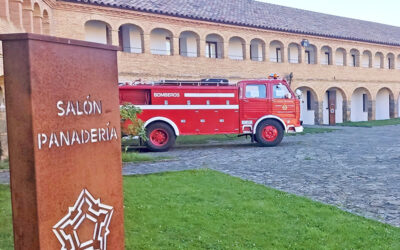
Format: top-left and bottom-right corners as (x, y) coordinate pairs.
(53, 189), (114, 250)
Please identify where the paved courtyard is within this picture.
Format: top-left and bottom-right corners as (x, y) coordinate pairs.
(123, 125), (400, 227)
(1, 125), (399, 227)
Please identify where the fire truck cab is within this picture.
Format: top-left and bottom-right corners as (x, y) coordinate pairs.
(119, 77), (303, 151)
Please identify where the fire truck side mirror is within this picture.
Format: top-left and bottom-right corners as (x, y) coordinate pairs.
(295, 89), (302, 98)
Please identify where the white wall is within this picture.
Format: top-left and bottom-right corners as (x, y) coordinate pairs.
(323, 90), (343, 124)
(288, 44), (299, 63)
(323, 92), (329, 125)
(397, 55), (400, 70)
(398, 94), (400, 118)
(250, 40), (263, 61)
(335, 92), (343, 123)
(298, 90), (315, 125)
(361, 53), (370, 68)
(205, 34), (223, 58)
(306, 46), (316, 64)
(121, 25), (142, 53)
(374, 54), (383, 68)
(269, 41), (282, 62)
(320, 47), (330, 65)
(228, 38), (244, 60)
(336, 50), (345, 66)
(180, 32), (197, 57)
(351, 89), (368, 121)
(150, 29), (171, 55)
(376, 89), (390, 120)
(85, 21), (108, 44)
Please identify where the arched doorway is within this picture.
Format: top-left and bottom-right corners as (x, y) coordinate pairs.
(179, 31), (199, 57)
(376, 88), (394, 120)
(119, 23), (144, 53)
(323, 87), (347, 125)
(351, 87), (372, 121)
(296, 87), (319, 125)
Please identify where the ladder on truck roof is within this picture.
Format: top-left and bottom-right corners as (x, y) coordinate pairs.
(155, 78), (233, 86)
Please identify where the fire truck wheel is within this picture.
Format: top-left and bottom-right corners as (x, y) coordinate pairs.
(146, 122), (176, 152)
(255, 119), (284, 147)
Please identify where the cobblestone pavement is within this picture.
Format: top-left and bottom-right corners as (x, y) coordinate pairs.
(123, 125), (400, 227)
(1, 125), (399, 227)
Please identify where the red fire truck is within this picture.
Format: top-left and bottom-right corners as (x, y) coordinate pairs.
(119, 77), (303, 151)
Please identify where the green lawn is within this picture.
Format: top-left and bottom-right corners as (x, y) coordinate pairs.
(286, 127), (336, 136)
(338, 118), (400, 127)
(122, 152), (171, 163)
(0, 160), (8, 170)
(176, 134), (241, 145)
(2, 170), (400, 249)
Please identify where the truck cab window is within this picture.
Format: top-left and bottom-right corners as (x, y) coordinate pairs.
(273, 84), (291, 99)
(245, 85), (266, 98)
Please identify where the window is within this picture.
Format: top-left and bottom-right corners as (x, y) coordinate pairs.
(325, 52), (330, 65)
(245, 85), (266, 98)
(206, 42), (217, 58)
(352, 54), (356, 67)
(305, 51), (311, 64)
(165, 37), (171, 55)
(276, 48), (281, 62)
(273, 85), (290, 99)
(362, 94), (367, 112)
(388, 58), (392, 69)
(307, 91), (312, 110)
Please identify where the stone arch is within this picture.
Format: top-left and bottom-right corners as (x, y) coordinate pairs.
(22, 0), (33, 32)
(361, 50), (372, 68)
(269, 40), (284, 63)
(322, 87), (348, 125)
(150, 28), (174, 55)
(228, 36), (246, 60)
(118, 23), (144, 53)
(305, 44), (317, 64)
(32, 2), (41, 34)
(374, 52), (384, 68)
(0, 0), (9, 20)
(288, 43), (301, 64)
(398, 92), (400, 118)
(179, 30), (200, 57)
(85, 20), (112, 45)
(250, 38), (265, 61)
(397, 54), (400, 70)
(350, 49), (360, 67)
(296, 86), (319, 125)
(9, 0), (23, 28)
(205, 33), (224, 59)
(376, 87), (395, 120)
(42, 9), (49, 35)
(386, 53), (395, 69)
(351, 87), (372, 121)
(335, 48), (347, 66)
(320, 46), (332, 65)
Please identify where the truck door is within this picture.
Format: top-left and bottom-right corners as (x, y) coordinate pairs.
(271, 83), (296, 120)
(239, 83), (268, 133)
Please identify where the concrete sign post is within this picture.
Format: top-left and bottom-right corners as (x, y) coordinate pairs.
(0, 33), (124, 250)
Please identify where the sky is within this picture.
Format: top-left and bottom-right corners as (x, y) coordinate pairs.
(257, 0), (400, 27)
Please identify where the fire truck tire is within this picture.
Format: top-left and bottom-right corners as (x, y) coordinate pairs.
(146, 122), (176, 152)
(255, 119), (284, 147)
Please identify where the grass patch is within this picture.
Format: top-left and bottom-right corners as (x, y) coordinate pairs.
(1, 170), (400, 249)
(122, 152), (171, 163)
(287, 127), (336, 136)
(0, 160), (9, 170)
(176, 134), (240, 145)
(0, 185), (12, 250)
(338, 118), (400, 127)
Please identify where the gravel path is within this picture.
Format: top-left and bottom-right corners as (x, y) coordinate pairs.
(1, 125), (399, 227)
